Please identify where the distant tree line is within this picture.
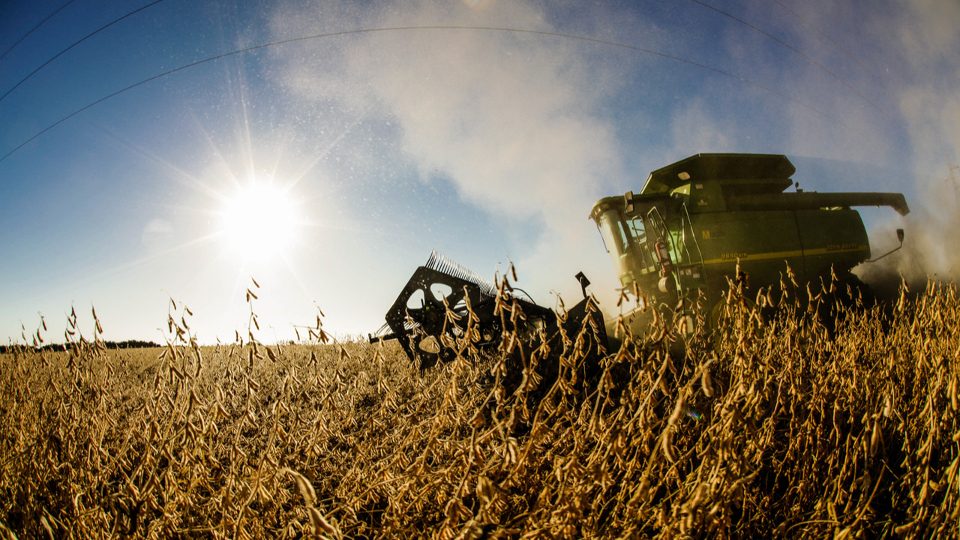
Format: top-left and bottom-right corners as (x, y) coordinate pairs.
(0, 340), (161, 354)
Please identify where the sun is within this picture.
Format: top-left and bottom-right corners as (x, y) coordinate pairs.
(218, 180), (302, 258)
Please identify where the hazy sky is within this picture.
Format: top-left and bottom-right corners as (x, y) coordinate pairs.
(1, 0), (958, 345)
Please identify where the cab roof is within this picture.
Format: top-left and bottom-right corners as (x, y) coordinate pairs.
(641, 153), (796, 195)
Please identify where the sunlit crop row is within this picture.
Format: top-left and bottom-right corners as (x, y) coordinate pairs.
(1, 278), (958, 538)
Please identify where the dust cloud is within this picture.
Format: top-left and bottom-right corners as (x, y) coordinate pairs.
(858, 168), (960, 297)
(270, 0), (628, 303)
(856, 0), (960, 295)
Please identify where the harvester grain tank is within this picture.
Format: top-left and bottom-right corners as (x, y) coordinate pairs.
(373, 153), (910, 367)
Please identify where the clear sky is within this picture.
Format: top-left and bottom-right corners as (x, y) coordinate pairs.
(1, 0), (958, 345)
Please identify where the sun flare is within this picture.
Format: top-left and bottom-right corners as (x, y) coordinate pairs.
(218, 181), (302, 258)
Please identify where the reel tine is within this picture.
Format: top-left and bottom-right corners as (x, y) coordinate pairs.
(423, 251), (497, 297)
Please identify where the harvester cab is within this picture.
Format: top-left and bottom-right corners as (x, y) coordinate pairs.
(593, 189), (704, 304)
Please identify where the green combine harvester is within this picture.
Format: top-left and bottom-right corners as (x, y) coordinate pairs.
(373, 153), (910, 368)
(590, 153), (908, 337)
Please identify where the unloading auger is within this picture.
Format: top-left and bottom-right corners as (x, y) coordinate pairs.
(368, 251), (608, 372)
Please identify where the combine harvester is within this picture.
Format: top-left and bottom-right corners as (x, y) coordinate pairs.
(371, 153), (910, 369)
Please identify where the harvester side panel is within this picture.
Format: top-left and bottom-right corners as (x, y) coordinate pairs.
(794, 208), (870, 279)
(689, 210), (806, 290)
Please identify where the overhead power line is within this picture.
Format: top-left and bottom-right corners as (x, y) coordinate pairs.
(0, 0), (167, 105)
(770, 0), (873, 74)
(0, 0), (79, 62)
(0, 24), (839, 165)
(686, 0), (880, 111)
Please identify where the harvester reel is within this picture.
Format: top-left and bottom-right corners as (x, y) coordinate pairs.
(383, 258), (501, 370)
(377, 252), (606, 384)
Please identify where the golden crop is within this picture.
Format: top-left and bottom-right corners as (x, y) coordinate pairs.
(1, 279), (958, 538)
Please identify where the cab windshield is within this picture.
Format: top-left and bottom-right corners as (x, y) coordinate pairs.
(597, 209), (657, 274)
(597, 196), (700, 279)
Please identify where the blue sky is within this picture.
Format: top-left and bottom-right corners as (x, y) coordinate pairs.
(1, 0), (958, 344)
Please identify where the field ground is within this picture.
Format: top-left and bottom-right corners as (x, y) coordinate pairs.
(1, 281), (959, 538)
